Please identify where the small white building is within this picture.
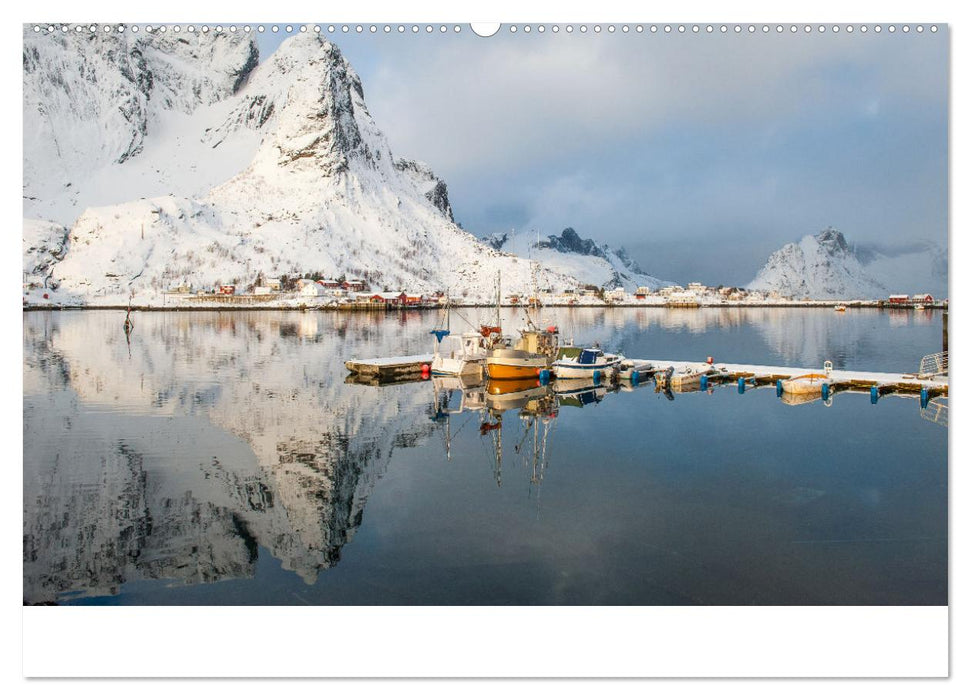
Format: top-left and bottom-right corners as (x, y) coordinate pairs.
(297, 279), (320, 296)
(606, 287), (627, 302)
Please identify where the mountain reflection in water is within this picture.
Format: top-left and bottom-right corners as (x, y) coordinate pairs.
(23, 308), (947, 605)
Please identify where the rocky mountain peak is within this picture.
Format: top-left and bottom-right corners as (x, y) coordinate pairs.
(815, 226), (850, 255)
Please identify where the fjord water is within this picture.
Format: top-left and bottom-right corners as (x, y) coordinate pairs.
(23, 308), (947, 605)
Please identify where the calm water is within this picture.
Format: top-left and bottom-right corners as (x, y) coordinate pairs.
(23, 307), (947, 605)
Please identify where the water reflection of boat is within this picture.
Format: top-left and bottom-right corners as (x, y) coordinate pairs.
(780, 391), (823, 406)
(553, 377), (609, 407)
(485, 377), (551, 411)
(552, 347), (622, 378)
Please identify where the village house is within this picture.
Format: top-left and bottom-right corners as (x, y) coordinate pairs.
(342, 278), (367, 292)
(371, 292), (406, 307)
(887, 294), (911, 305)
(634, 286), (651, 299)
(318, 279), (342, 289)
(606, 287), (627, 303)
(266, 278), (282, 292)
(218, 284), (236, 296)
(912, 293), (934, 304)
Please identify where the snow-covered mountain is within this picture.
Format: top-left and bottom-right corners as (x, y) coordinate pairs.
(22, 27), (574, 303)
(483, 227), (673, 292)
(748, 227), (947, 300)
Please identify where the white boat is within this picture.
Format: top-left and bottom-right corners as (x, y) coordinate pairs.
(616, 359), (653, 380)
(834, 304), (846, 312)
(431, 328), (503, 378)
(780, 373), (828, 395)
(655, 365), (708, 391)
(551, 347), (622, 378)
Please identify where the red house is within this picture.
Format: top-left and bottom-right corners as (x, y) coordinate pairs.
(218, 285), (236, 295)
(887, 294), (910, 305)
(912, 294), (934, 304)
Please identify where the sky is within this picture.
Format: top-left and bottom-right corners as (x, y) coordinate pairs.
(252, 24), (948, 286)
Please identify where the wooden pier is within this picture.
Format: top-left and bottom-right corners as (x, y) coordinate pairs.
(344, 354), (434, 382)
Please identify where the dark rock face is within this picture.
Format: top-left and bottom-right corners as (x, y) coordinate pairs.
(815, 226), (850, 256)
(537, 227), (605, 257)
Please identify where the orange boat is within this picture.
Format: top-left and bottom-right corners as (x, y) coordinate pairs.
(485, 325), (559, 380)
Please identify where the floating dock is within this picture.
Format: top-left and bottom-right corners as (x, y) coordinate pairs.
(633, 359), (948, 399)
(344, 354), (433, 381)
(345, 354), (948, 403)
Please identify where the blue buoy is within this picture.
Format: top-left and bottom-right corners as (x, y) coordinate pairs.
(630, 370), (640, 385)
(738, 377), (746, 394)
(700, 375), (709, 391)
(776, 379), (783, 397)
(921, 387), (929, 409)
(593, 370), (602, 384)
(870, 385), (879, 404)
(538, 369), (551, 385)
(822, 383), (830, 400)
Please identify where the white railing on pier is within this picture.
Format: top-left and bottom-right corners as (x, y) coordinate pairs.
(918, 351), (948, 377)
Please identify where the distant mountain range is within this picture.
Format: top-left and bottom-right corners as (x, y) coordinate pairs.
(748, 227), (947, 300)
(482, 227), (673, 292)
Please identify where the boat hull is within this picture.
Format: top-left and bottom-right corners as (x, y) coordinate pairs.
(431, 356), (484, 378)
(552, 360), (621, 378)
(485, 348), (550, 379)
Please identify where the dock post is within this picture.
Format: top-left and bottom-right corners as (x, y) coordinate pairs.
(776, 379), (783, 397)
(737, 377), (746, 394)
(822, 383), (830, 401)
(593, 370), (602, 384)
(631, 370), (640, 386)
(870, 386), (879, 404)
(943, 310), (948, 354)
(921, 387), (929, 409)
(700, 375), (708, 391)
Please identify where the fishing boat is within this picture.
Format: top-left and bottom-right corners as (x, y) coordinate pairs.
(484, 303), (559, 379)
(485, 325), (559, 379)
(551, 347), (623, 378)
(433, 279), (510, 378)
(431, 326), (506, 378)
(780, 373), (828, 395)
(834, 304), (847, 312)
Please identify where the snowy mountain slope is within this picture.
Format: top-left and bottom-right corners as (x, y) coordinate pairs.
(749, 228), (887, 299)
(748, 227), (947, 299)
(23, 28), (260, 225)
(483, 227), (674, 291)
(23, 28), (574, 303)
